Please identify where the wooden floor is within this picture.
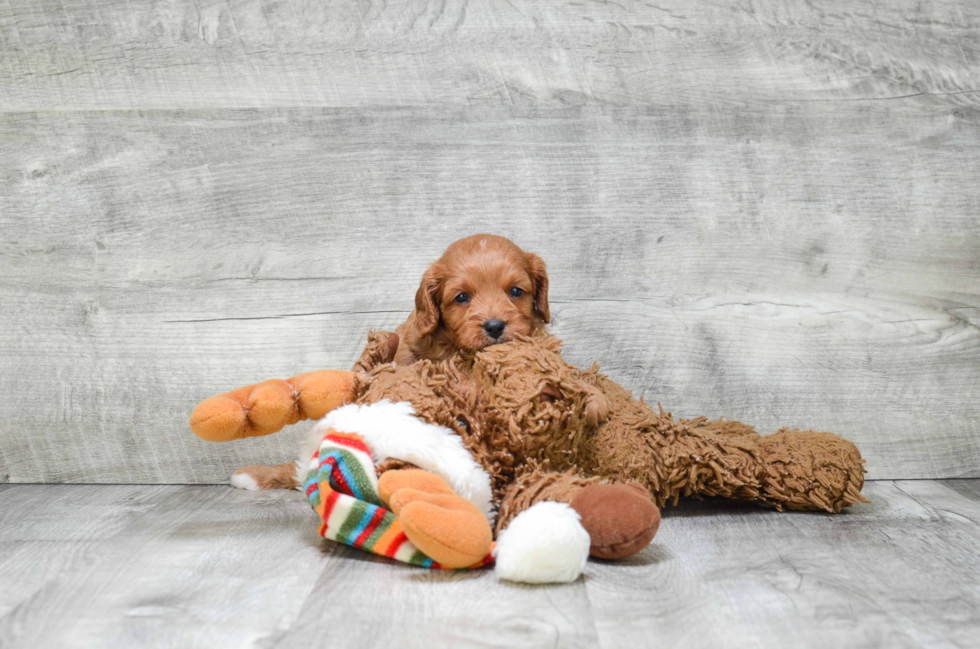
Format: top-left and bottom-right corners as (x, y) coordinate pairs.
(0, 481), (977, 648)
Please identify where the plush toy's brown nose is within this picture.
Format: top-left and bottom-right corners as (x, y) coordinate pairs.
(483, 319), (506, 340)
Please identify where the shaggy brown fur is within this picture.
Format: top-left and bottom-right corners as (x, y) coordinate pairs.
(353, 331), (868, 535)
(394, 235), (550, 365)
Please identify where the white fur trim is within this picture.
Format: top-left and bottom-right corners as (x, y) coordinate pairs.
(305, 400), (495, 524)
(229, 472), (259, 491)
(493, 502), (591, 584)
(293, 421), (330, 489)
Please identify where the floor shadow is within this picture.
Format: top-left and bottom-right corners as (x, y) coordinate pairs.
(591, 542), (672, 567)
(660, 497), (774, 519)
(660, 496), (872, 519)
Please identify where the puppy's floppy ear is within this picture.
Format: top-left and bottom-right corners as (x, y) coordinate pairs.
(524, 252), (550, 323)
(413, 264), (443, 337)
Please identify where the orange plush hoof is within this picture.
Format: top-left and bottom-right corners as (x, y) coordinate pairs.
(397, 491), (493, 568)
(379, 469), (492, 568)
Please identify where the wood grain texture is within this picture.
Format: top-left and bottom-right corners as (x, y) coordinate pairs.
(584, 480), (980, 648)
(0, 481), (978, 648)
(1, 0), (979, 483)
(1, 104), (978, 483)
(1, 0), (979, 111)
(271, 543), (598, 648)
(0, 485), (325, 648)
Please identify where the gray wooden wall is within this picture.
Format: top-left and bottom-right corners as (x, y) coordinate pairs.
(1, 0), (978, 484)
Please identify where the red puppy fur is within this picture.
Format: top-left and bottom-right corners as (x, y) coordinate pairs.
(394, 234), (550, 365)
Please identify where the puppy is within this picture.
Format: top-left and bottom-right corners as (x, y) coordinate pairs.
(230, 234), (550, 491)
(394, 234), (550, 365)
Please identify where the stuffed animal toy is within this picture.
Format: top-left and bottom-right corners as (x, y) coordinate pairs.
(191, 331), (867, 583)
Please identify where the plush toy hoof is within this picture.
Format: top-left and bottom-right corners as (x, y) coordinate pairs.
(570, 483), (660, 560)
(493, 502), (591, 584)
(760, 429), (870, 513)
(395, 491), (493, 568)
(379, 469), (492, 569)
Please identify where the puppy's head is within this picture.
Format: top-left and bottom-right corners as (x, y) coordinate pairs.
(414, 234), (549, 352)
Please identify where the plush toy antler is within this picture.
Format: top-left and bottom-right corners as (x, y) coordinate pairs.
(190, 331), (401, 442)
(190, 370), (356, 442)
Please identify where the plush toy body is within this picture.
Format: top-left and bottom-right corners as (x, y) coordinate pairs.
(191, 331), (867, 582)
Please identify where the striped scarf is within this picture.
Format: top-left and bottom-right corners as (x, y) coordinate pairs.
(304, 430), (494, 569)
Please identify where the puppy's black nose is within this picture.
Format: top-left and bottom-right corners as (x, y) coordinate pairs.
(483, 319), (506, 340)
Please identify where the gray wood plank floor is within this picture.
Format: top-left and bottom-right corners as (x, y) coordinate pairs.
(1, 481), (978, 648)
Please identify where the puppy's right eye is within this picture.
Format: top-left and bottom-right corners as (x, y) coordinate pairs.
(454, 293), (470, 304)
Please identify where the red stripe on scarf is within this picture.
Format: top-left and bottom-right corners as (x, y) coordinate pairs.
(323, 432), (371, 456)
(354, 507), (387, 547)
(320, 488), (341, 524)
(329, 460), (353, 495)
(384, 531), (409, 558)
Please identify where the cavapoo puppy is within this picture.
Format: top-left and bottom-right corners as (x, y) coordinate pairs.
(394, 234), (550, 364)
(227, 234), (550, 490)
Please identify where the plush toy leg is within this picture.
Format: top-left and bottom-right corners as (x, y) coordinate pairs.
(659, 416), (771, 506)
(758, 429), (868, 512)
(378, 469), (493, 569)
(495, 468), (598, 533)
(496, 469), (660, 560)
(190, 370), (355, 442)
(592, 400), (868, 513)
(660, 417), (868, 513)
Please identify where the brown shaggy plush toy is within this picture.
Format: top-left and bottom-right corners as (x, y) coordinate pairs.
(192, 330), (867, 583)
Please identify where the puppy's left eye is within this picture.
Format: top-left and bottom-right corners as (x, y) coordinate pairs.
(509, 287), (524, 298)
